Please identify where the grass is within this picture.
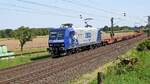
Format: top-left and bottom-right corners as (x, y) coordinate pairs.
(0, 36), (50, 69)
(0, 48), (50, 69)
(13, 47), (47, 55)
(0, 56), (32, 69)
(90, 50), (150, 84)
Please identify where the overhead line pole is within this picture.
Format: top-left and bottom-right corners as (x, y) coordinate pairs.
(110, 17), (114, 38)
(147, 16), (150, 37)
(148, 16), (150, 25)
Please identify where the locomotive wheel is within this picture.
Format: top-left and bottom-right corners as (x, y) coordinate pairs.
(75, 48), (79, 53)
(66, 50), (71, 56)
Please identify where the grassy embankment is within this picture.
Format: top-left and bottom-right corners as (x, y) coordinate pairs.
(69, 40), (150, 84)
(0, 47), (50, 69)
(0, 36), (51, 69)
(90, 40), (150, 84)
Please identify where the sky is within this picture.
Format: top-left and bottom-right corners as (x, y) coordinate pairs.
(0, 0), (149, 29)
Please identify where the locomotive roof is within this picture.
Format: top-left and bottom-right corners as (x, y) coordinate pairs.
(49, 27), (98, 29)
(49, 27), (100, 31)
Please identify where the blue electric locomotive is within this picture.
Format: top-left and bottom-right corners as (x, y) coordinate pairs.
(47, 23), (102, 57)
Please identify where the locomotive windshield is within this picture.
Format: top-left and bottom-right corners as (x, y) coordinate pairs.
(49, 29), (64, 40)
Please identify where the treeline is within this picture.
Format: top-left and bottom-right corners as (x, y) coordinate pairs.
(0, 26), (49, 38)
(101, 25), (144, 32)
(0, 29), (13, 38)
(30, 28), (49, 36)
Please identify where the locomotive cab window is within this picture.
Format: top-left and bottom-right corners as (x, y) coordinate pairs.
(49, 30), (65, 40)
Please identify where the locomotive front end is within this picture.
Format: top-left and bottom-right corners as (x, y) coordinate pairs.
(48, 28), (66, 56)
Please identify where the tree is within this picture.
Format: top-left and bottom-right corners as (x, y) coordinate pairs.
(103, 25), (109, 31)
(5, 29), (13, 38)
(31, 28), (49, 36)
(0, 29), (13, 38)
(13, 26), (34, 52)
(0, 30), (5, 38)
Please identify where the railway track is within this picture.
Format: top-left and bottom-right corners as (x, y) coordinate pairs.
(0, 35), (146, 84)
(0, 42), (113, 80)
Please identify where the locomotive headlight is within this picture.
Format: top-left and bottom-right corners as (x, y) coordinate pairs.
(49, 47), (52, 50)
(49, 44), (53, 46)
(61, 44), (64, 46)
(60, 47), (65, 50)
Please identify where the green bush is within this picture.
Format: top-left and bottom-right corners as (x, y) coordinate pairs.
(137, 43), (146, 51)
(145, 40), (150, 49)
(90, 50), (150, 84)
(104, 51), (150, 84)
(30, 55), (50, 60)
(136, 40), (150, 51)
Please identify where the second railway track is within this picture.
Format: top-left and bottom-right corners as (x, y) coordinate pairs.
(0, 35), (146, 84)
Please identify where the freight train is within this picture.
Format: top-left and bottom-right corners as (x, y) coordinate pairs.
(47, 23), (143, 57)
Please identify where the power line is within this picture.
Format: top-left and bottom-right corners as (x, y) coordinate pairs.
(0, 7), (36, 14)
(16, 0), (95, 17)
(0, 2), (77, 18)
(62, 0), (121, 16)
(0, 2), (31, 10)
(63, 0), (146, 25)
(17, 0), (136, 23)
(16, 0), (112, 19)
(0, 7), (76, 18)
(17, 0), (134, 24)
(0, 2), (110, 26)
(61, 0), (136, 24)
(1, 0), (146, 26)
(0, 2), (112, 27)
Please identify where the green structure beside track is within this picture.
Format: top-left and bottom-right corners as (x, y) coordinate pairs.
(0, 45), (14, 57)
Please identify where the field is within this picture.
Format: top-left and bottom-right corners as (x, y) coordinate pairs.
(0, 32), (136, 51)
(0, 36), (48, 51)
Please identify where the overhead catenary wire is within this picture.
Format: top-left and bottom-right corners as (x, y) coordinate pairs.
(0, 3), (111, 24)
(0, 7), (36, 14)
(15, 0), (114, 21)
(1, 0), (146, 27)
(17, 0), (133, 22)
(0, 2), (78, 18)
(0, 3), (118, 30)
(62, 0), (146, 25)
(16, 0), (109, 18)
(62, 0), (122, 16)
(21, 0), (144, 26)
(60, 0), (130, 24)
(0, 2), (111, 28)
(16, 0), (135, 24)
